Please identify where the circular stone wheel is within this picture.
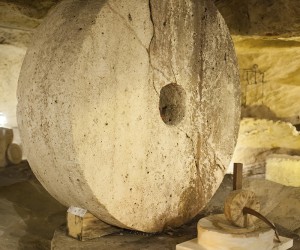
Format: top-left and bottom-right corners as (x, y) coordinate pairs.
(17, 0), (240, 232)
(197, 215), (274, 250)
(6, 143), (22, 165)
(224, 190), (261, 228)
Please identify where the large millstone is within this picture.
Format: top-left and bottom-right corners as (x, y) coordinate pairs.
(17, 0), (240, 232)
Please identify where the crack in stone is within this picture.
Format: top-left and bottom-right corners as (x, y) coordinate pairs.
(176, 126), (200, 170)
(148, 0), (174, 96)
(147, 1), (207, 197)
(212, 64), (226, 86)
(195, 132), (201, 171)
(148, 0), (160, 96)
(151, 64), (173, 83)
(151, 79), (159, 95)
(106, 3), (147, 51)
(107, 2), (160, 96)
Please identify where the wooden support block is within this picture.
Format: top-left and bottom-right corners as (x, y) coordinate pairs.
(6, 143), (22, 165)
(233, 163), (243, 190)
(67, 207), (121, 241)
(4, 128), (13, 145)
(0, 127), (15, 167)
(0, 129), (7, 168)
(0, 127), (14, 146)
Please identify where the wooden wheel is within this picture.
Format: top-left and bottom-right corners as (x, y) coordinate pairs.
(224, 189), (260, 228)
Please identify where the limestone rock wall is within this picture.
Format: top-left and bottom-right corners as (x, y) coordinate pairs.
(0, 44), (25, 129)
(228, 23), (300, 179)
(0, 0), (58, 142)
(231, 118), (300, 176)
(234, 36), (300, 124)
(215, 0), (300, 179)
(244, 178), (300, 234)
(266, 154), (300, 187)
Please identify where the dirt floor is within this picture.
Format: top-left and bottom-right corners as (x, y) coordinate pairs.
(0, 162), (299, 250)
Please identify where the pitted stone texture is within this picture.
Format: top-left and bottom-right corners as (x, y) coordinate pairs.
(17, 0), (240, 232)
(266, 154), (300, 187)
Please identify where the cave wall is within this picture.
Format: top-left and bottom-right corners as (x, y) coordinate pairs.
(0, 45), (25, 128)
(0, 0), (57, 136)
(214, 0), (300, 175)
(215, 0), (300, 37)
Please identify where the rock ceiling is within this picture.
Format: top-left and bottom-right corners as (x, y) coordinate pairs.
(1, 0), (299, 45)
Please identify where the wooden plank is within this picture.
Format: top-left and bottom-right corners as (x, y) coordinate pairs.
(81, 212), (120, 240)
(67, 212), (83, 240)
(0, 128), (14, 167)
(233, 163), (243, 190)
(67, 209), (121, 241)
(0, 128), (7, 167)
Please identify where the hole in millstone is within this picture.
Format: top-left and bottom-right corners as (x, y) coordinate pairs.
(159, 83), (186, 125)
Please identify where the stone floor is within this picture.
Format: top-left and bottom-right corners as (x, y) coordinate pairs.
(0, 162), (299, 250)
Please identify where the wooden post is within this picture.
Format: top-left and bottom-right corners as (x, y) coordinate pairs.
(233, 163), (243, 190)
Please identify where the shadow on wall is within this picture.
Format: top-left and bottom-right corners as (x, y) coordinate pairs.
(234, 147), (300, 177)
(242, 104), (278, 121)
(242, 104), (300, 127)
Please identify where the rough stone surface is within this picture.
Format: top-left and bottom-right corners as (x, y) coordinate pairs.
(1, 0), (300, 45)
(266, 154), (300, 187)
(17, 0), (240, 232)
(0, 0), (59, 29)
(230, 118), (300, 175)
(0, 0), (60, 47)
(243, 178), (300, 236)
(234, 37), (300, 124)
(215, 0), (300, 37)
